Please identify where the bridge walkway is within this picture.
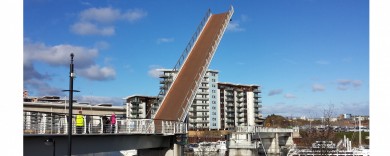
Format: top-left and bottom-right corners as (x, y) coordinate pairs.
(154, 6), (234, 122)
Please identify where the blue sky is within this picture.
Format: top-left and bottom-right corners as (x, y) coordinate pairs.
(23, 0), (369, 118)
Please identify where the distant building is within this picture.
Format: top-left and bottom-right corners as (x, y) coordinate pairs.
(343, 114), (352, 119)
(123, 95), (158, 119)
(157, 69), (219, 130)
(218, 82), (263, 129)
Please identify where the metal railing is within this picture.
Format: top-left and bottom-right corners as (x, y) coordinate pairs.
(153, 9), (213, 119)
(23, 112), (186, 135)
(234, 126), (294, 133)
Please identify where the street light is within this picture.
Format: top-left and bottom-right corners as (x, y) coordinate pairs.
(62, 53), (80, 156)
(44, 138), (55, 156)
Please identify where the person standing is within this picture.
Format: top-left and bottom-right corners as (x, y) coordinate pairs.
(76, 111), (84, 134)
(110, 113), (116, 133)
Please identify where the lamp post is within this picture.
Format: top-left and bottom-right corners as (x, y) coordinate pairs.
(44, 138), (55, 156)
(62, 53), (80, 156)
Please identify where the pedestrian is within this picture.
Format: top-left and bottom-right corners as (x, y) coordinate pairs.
(103, 116), (110, 133)
(76, 110), (84, 134)
(110, 112), (116, 133)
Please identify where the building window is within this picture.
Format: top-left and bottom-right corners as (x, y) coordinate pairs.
(212, 95), (216, 98)
(212, 123), (216, 126)
(212, 79), (216, 82)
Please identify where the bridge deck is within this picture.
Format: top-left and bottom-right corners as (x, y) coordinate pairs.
(154, 11), (231, 121)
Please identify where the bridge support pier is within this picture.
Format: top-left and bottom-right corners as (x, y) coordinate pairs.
(138, 143), (182, 156)
(268, 133), (280, 154)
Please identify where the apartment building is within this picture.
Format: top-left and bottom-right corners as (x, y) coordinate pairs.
(158, 69), (219, 130)
(218, 82), (263, 130)
(123, 95), (158, 119)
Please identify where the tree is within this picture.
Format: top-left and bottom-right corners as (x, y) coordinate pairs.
(298, 104), (338, 155)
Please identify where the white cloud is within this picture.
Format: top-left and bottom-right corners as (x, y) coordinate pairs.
(284, 93), (296, 99)
(76, 95), (123, 106)
(94, 41), (110, 50)
(336, 79), (363, 90)
(71, 22), (115, 36)
(122, 9), (148, 22)
(227, 22), (245, 32)
(78, 65), (116, 81)
(24, 40), (117, 82)
(312, 84), (325, 92)
(148, 65), (164, 78)
(268, 89), (283, 96)
(71, 7), (147, 36)
(80, 7), (120, 23)
(24, 42), (98, 68)
(262, 101), (369, 118)
(157, 38), (174, 44)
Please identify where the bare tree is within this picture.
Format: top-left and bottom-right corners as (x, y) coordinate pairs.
(298, 104), (338, 155)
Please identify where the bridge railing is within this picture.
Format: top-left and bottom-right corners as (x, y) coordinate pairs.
(23, 112), (186, 135)
(177, 6), (235, 121)
(153, 9), (212, 118)
(234, 126), (294, 133)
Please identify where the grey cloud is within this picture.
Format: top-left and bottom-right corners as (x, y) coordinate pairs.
(284, 93), (296, 99)
(312, 84), (325, 92)
(336, 79), (363, 91)
(24, 79), (65, 97)
(268, 89), (283, 96)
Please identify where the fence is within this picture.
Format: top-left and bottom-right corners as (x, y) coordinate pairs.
(23, 111), (186, 135)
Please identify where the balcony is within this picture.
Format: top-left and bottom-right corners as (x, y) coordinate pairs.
(130, 111), (143, 115)
(226, 98), (234, 102)
(236, 93), (244, 98)
(237, 119), (245, 123)
(237, 104), (245, 108)
(253, 89), (260, 93)
(160, 79), (172, 84)
(226, 109), (234, 113)
(130, 106), (143, 109)
(237, 108), (246, 113)
(237, 114), (245, 118)
(195, 97), (209, 101)
(130, 100), (141, 104)
(226, 114), (235, 118)
(192, 102), (208, 106)
(198, 91), (209, 95)
(226, 103), (234, 107)
(226, 93), (234, 97)
(189, 119), (209, 123)
(199, 85), (209, 89)
(226, 119), (234, 123)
